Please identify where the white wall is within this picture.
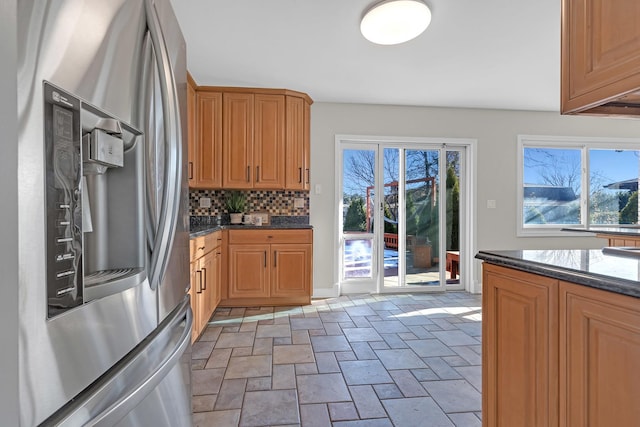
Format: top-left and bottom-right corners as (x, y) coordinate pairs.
(309, 102), (640, 295)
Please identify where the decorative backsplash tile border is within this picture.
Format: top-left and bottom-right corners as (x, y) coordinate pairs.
(189, 189), (310, 216)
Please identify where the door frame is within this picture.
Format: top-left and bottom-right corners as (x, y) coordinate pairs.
(335, 134), (478, 294)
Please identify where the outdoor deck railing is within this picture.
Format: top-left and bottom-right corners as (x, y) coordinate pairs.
(384, 233), (398, 249)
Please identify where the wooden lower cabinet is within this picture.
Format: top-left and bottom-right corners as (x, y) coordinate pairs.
(190, 231), (222, 342)
(596, 233), (640, 247)
(222, 229), (312, 306)
(271, 244), (312, 298)
(189, 260), (202, 343)
(483, 262), (640, 427)
(228, 244), (270, 299)
(482, 263), (558, 427)
(559, 281), (640, 427)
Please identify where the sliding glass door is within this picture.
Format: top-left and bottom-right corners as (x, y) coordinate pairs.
(339, 138), (467, 294)
(340, 145), (378, 293)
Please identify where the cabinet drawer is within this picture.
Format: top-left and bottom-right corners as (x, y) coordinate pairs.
(190, 230), (223, 262)
(228, 229), (312, 244)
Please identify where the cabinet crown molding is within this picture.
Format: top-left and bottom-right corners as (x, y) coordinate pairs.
(196, 85), (313, 105)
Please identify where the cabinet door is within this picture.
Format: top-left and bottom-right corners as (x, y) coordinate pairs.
(212, 246), (222, 308)
(200, 250), (216, 326)
(189, 261), (198, 343)
(228, 244), (270, 298)
(223, 93), (254, 188)
(194, 91), (223, 188)
(303, 100), (310, 190)
(271, 244), (311, 298)
(187, 75), (197, 187)
(559, 281), (640, 426)
(482, 264), (558, 427)
(284, 96), (305, 190)
(190, 260), (206, 342)
(562, 0), (640, 114)
(254, 94), (284, 189)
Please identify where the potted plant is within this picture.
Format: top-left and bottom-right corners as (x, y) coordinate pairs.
(225, 191), (246, 224)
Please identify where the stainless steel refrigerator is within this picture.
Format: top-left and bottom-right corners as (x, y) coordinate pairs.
(12, 0), (192, 425)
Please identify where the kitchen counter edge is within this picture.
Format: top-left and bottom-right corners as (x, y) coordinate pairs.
(561, 226), (640, 236)
(190, 224), (313, 238)
(476, 249), (640, 299)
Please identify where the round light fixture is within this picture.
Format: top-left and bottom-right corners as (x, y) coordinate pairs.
(360, 0), (432, 45)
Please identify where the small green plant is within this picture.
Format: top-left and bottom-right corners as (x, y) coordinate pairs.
(225, 191), (246, 213)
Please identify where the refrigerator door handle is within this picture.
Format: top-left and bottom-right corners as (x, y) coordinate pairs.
(88, 305), (192, 427)
(144, 0), (183, 291)
(141, 33), (160, 255)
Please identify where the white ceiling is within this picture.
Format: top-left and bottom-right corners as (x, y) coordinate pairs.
(171, 0), (561, 112)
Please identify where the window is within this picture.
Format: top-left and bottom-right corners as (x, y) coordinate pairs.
(517, 135), (640, 236)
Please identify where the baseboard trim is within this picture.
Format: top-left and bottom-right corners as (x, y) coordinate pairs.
(312, 284), (340, 299)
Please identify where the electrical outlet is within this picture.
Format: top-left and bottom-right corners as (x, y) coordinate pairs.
(199, 197), (211, 208)
(293, 197), (304, 208)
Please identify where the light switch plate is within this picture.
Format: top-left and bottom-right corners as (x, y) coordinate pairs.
(199, 197), (211, 208)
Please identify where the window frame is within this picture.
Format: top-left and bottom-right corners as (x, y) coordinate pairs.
(517, 135), (640, 237)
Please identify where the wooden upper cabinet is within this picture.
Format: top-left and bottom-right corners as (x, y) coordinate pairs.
(303, 101), (310, 190)
(254, 94), (285, 189)
(562, 0), (640, 115)
(285, 96), (306, 190)
(223, 93), (254, 188)
(187, 74), (197, 187)
(194, 91), (223, 188)
(189, 86), (312, 190)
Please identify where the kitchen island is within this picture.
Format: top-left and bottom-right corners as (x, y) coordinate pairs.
(562, 225), (640, 247)
(476, 249), (640, 427)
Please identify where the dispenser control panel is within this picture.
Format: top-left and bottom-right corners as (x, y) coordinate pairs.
(44, 82), (83, 318)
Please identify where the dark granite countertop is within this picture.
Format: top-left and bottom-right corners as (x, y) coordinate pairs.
(190, 215), (311, 238)
(562, 226), (640, 236)
(190, 223), (313, 238)
(476, 249), (640, 298)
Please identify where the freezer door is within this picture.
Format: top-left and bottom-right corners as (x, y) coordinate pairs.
(142, 0), (190, 322)
(45, 297), (193, 427)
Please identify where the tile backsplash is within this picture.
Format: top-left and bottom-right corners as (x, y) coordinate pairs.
(189, 189), (309, 216)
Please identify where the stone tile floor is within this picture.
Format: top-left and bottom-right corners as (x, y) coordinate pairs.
(192, 292), (482, 427)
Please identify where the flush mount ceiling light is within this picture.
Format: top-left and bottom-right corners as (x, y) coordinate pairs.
(360, 0), (432, 45)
